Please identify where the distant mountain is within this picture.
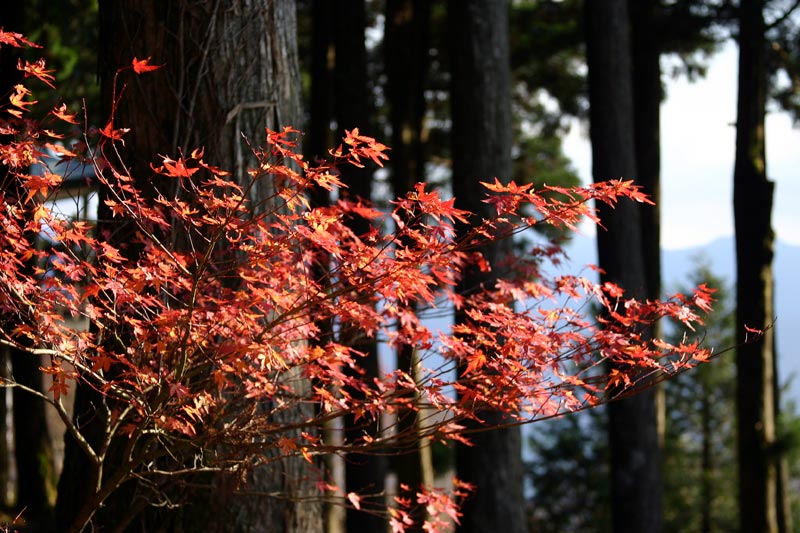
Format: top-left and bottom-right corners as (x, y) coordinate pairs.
(563, 235), (800, 400)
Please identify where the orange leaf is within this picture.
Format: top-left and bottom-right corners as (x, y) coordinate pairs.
(0, 30), (40, 49)
(18, 58), (55, 88)
(464, 351), (487, 375)
(132, 56), (163, 74)
(99, 121), (130, 142)
(51, 103), (80, 124)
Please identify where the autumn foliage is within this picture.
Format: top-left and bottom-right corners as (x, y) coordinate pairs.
(0, 31), (714, 531)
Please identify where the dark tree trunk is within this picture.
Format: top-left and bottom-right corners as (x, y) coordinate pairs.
(385, 1), (434, 529)
(12, 351), (56, 527)
(56, 2), (318, 531)
(332, 3), (388, 532)
(306, 2), (340, 532)
(630, 0), (665, 453)
(586, 1), (662, 532)
(734, 3), (778, 530)
(1, 6), (57, 527)
(448, 2), (525, 533)
(629, 0), (662, 308)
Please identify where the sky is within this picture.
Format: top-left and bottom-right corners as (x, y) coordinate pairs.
(562, 41), (800, 250)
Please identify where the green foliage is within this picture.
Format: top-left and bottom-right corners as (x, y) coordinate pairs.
(17, 0), (101, 125)
(525, 408), (610, 533)
(662, 262), (738, 531)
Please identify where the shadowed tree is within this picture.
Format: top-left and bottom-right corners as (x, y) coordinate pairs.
(586, 1), (661, 532)
(332, 2), (388, 532)
(448, 1), (525, 532)
(733, 1), (779, 531)
(55, 2), (319, 531)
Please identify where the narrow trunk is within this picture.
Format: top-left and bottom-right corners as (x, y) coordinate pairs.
(333, 3), (387, 532)
(385, 2), (435, 529)
(449, 2), (525, 533)
(733, 1), (778, 531)
(1, 6), (57, 526)
(306, 3), (340, 532)
(629, 0), (665, 453)
(586, 1), (662, 532)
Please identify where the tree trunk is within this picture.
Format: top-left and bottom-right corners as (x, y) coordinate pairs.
(448, 2), (525, 533)
(733, 1), (778, 531)
(306, 3), (340, 532)
(1, 6), (57, 527)
(56, 2), (319, 531)
(332, 3), (388, 531)
(586, 1), (662, 532)
(630, 0), (665, 453)
(385, 1), (435, 529)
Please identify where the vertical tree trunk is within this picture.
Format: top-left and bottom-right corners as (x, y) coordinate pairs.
(1, 6), (57, 527)
(586, 1), (662, 532)
(449, 2), (525, 533)
(306, 3), (340, 532)
(733, 1), (778, 531)
(630, 0), (665, 452)
(56, 2), (318, 531)
(332, 3), (388, 532)
(385, 1), (435, 529)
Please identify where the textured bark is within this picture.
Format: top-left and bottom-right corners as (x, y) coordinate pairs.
(733, 1), (778, 531)
(385, 1), (435, 529)
(586, 1), (662, 532)
(448, 2), (525, 533)
(56, 2), (319, 531)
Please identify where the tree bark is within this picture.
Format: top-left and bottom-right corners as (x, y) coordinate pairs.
(56, 2), (319, 531)
(586, 1), (662, 532)
(449, 2), (525, 533)
(734, 2), (778, 530)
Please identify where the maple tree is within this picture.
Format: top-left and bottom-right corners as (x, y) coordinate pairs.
(0, 32), (716, 531)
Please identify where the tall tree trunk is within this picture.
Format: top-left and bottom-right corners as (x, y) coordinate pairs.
(385, 1), (435, 529)
(56, 2), (318, 531)
(733, 1), (778, 531)
(306, 3), (341, 532)
(1, 6), (57, 528)
(586, 1), (662, 532)
(629, 0), (664, 446)
(333, 3), (388, 532)
(449, 2), (525, 533)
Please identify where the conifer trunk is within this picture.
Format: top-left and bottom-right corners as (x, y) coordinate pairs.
(586, 1), (662, 531)
(56, 2), (318, 530)
(734, 2), (778, 531)
(449, 2), (525, 532)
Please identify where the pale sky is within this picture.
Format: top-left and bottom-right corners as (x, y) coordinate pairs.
(563, 41), (800, 250)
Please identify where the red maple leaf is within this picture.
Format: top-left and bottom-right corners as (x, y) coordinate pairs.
(18, 58), (55, 88)
(131, 56), (163, 74)
(99, 121), (130, 142)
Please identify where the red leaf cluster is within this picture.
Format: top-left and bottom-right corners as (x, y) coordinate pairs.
(0, 34), (716, 532)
